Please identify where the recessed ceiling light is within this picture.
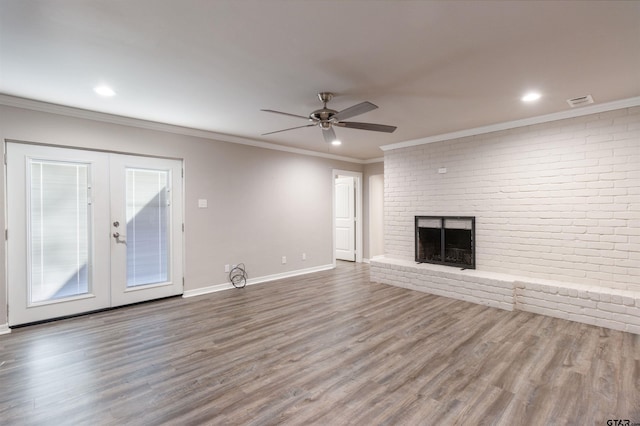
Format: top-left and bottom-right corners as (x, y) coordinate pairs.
(331, 139), (342, 146)
(521, 92), (541, 102)
(94, 85), (116, 97)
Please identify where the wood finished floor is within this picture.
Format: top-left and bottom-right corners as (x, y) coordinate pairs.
(1, 262), (639, 425)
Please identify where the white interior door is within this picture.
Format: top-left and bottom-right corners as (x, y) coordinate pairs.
(6, 143), (183, 326)
(335, 176), (356, 261)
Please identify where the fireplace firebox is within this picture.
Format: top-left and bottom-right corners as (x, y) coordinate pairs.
(415, 216), (475, 269)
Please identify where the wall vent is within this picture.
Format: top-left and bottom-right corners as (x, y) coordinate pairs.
(567, 94), (594, 108)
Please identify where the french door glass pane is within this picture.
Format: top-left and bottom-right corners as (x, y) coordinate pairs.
(30, 160), (91, 303)
(126, 168), (169, 287)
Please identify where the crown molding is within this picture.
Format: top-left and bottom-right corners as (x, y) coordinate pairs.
(380, 96), (640, 152)
(5, 93), (637, 163)
(0, 94), (369, 164)
(362, 157), (383, 164)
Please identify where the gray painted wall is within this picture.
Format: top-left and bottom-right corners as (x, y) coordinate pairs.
(363, 162), (384, 260)
(0, 104), (366, 326)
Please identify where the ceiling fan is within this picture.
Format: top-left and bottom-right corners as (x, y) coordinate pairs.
(261, 92), (397, 145)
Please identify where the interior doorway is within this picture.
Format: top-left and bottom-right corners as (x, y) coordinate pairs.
(333, 170), (362, 264)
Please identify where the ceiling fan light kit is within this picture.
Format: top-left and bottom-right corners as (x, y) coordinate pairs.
(261, 92), (397, 145)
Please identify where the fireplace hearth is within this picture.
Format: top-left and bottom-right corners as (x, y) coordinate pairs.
(415, 216), (475, 269)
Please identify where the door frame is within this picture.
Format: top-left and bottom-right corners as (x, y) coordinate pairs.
(332, 169), (362, 265)
(4, 139), (185, 326)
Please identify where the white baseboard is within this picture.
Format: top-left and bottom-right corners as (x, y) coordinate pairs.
(362, 258), (370, 264)
(183, 263), (335, 299)
(0, 323), (11, 335)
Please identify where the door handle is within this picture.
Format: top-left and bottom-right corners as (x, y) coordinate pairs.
(113, 232), (127, 244)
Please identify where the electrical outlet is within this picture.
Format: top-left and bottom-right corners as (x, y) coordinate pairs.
(225, 264), (230, 273)
(281, 256), (286, 264)
(302, 253), (306, 261)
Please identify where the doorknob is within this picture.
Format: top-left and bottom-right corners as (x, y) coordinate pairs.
(112, 232), (126, 244)
(113, 221), (120, 227)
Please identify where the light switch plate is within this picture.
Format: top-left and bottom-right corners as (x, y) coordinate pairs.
(198, 199), (208, 208)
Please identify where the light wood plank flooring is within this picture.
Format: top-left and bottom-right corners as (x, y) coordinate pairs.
(1, 262), (639, 425)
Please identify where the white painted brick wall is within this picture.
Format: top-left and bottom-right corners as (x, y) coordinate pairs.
(383, 106), (640, 292)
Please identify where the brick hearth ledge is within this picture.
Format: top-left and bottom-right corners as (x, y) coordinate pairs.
(370, 257), (640, 335)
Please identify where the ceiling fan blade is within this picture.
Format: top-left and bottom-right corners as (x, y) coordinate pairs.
(261, 109), (309, 120)
(262, 124), (315, 136)
(332, 101), (378, 121)
(322, 126), (338, 144)
(336, 121), (397, 133)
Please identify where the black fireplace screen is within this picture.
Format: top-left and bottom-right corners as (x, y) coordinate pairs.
(415, 216), (475, 269)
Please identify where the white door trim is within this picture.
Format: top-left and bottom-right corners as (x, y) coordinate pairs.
(332, 169), (363, 265)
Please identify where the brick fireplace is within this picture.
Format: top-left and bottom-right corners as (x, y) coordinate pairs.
(371, 105), (640, 334)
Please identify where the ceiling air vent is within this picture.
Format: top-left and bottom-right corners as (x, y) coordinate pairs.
(566, 94), (594, 108)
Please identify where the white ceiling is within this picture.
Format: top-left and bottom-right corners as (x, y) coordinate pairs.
(1, 0), (639, 160)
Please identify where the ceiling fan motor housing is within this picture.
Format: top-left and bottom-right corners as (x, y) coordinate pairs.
(310, 108), (338, 127)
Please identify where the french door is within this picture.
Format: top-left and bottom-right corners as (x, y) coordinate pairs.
(6, 143), (183, 326)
